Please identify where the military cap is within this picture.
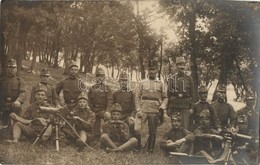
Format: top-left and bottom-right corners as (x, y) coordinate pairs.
(40, 68), (50, 77)
(171, 112), (181, 121)
(237, 115), (248, 123)
(148, 59), (158, 68)
(7, 59), (17, 68)
(246, 91), (255, 100)
(199, 86), (208, 93)
(111, 103), (122, 113)
(69, 60), (78, 68)
(35, 85), (48, 93)
(199, 109), (210, 118)
(78, 93), (88, 101)
(176, 57), (185, 64)
(216, 84), (226, 92)
(95, 67), (105, 76)
(119, 72), (128, 80)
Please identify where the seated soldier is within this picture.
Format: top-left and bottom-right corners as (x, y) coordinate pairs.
(194, 109), (223, 161)
(5, 86), (53, 143)
(100, 103), (138, 152)
(160, 112), (195, 154)
(62, 93), (95, 149)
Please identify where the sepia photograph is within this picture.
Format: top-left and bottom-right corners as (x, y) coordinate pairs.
(0, 0), (259, 164)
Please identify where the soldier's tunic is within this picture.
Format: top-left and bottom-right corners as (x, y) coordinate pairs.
(191, 101), (221, 130)
(0, 75), (26, 125)
(88, 83), (113, 136)
(160, 127), (195, 153)
(55, 77), (86, 109)
(102, 120), (130, 145)
(167, 72), (195, 129)
(30, 83), (60, 106)
(211, 101), (237, 129)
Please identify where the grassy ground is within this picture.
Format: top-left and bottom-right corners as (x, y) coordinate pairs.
(0, 59), (246, 164)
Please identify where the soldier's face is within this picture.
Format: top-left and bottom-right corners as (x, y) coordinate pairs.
(40, 75), (49, 83)
(217, 92), (226, 102)
(148, 67), (158, 79)
(177, 63), (185, 72)
(7, 66), (17, 75)
(201, 117), (210, 128)
(171, 119), (182, 129)
(111, 111), (121, 120)
(35, 91), (47, 103)
(78, 99), (88, 109)
(246, 99), (255, 108)
(238, 122), (248, 132)
(199, 92), (208, 101)
(119, 79), (128, 89)
(96, 74), (105, 83)
(69, 66), (79, 77)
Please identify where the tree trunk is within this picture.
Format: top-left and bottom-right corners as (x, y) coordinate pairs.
(0, 23), (7, 76)
(29, 45), (37, 71)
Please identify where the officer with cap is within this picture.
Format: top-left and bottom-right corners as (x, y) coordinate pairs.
(167, 56), (196, 130)
(211, 84), (237, 132)
(194, 109), (223, 161)
(191, 86), (221, 131)
(160, 112), (195, 154)
(56, 60), (86, 110)
(237, 91), (259, 134)
(30, 68), (60, 108)
(0, 59), (26, 125)
(88, 67), (112, 138)
(62, 93), (95, 150)
(100, 103), (138, 153)
(5, 85), (52, 143)
(135, 59), (168, 153)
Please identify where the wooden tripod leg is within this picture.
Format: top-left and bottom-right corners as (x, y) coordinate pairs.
(55, 123), (59, 151)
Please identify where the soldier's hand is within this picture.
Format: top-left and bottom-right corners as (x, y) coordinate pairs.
(136, 111), (142, 118)
(211, 134), (223, 141)
(230, 126), (237, 133)
(56, 105), (62, 110)
(175, 138), (186, 145)
(189, 109), (194, 114)
(217, 128), (222, 134)
(13, 100), (21, 108)
(72, 116), (81, 121)
(166, 140), (174, 144)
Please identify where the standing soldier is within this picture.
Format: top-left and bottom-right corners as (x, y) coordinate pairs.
(167, 56), (195, 129)
(135, 59), (168, 153)
(88, 68), (112, 138)
(55, 61), (86, 110)
(113, 72), (141, 150)
(190, 86), (221, 131)
(211, 84), (237, 132)
(0, 59), (26, 125)
(30, 68), (60, 108)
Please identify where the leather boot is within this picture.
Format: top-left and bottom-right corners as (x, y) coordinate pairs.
(147, 135), (156, 154)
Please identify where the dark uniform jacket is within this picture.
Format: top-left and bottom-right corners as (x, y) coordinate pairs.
(211, 101), (237, 128)
(55, 77), (86, 106)
(113, 89), (136, 120)
(237, 106), (259, 134)
(162, 127), (195, 142)
(167, 72), (195, 109)
(102, 120), (130, 144)
(0, 75), (26, 111)
(191, 101), (221, 130)
(88, 83), (113, 115)
(30, 83), (60, 106)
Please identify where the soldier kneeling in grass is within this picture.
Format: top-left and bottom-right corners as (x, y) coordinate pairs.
(160, 112), (195, 155)
(100, 103), (138, 153)
(5, 86), (54, 143)
(61, 93), (95, 150)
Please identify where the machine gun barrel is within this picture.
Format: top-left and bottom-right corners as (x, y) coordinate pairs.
(235, 133), (252, 140)
(39, 106), (60, 113)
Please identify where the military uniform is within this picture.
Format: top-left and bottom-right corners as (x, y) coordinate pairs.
(30, 69), (60, 106)
(55, 61), (86, 109)
(160, 112), (194, 154)
(167, 57), (195, 129)
(0, 59), (26, 125)
(135, 60), (168, 153)
(88, 68), (112, 137)
(211, 84), (237, 130)
(100, 103), (137, 152)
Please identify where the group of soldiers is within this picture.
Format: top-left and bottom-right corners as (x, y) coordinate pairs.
(0, 57), (258, 162)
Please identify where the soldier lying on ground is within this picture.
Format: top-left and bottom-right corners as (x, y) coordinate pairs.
(100, 103), (138, 153)
(5, 86), (54, 143)
(160, 112), (194, 155)
(61, 93), (95, 150)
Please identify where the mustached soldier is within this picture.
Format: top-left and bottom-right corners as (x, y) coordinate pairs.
(135, 59), (168, 153)
(30, 68), (60, 108)
(0, 59), (26, 125)
(167, 57), (195, 129)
